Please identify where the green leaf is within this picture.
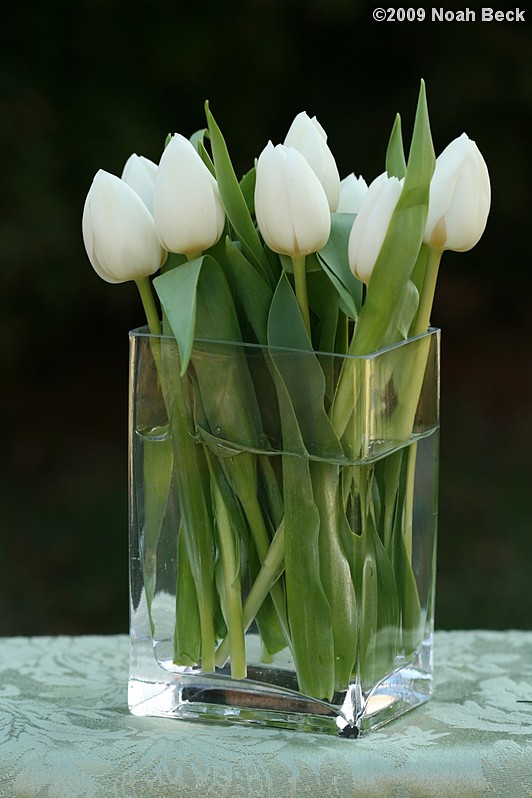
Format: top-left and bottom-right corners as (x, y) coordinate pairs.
(239, 166), (256, 216)
(141, 425), (173, 633)
(351, 79), (435, 356)
(284, 453), (335, 700)
(165, 370), (217, 671)
(307, 271), (339, 402)
(386, 113), (407, 179)
(154, 257), (204, 374)
(311, 461), (358, 691)
(380, 279), (420, 347)
(267, 273), (345, 460)
(318, 213), (362, 321)
(223, 237), (273, 345)
(156, 256), (265, 449)
(174, 528), (202, 666)
(307, 270), (339, 354)
(161, 251), (187, 274)
(193, 266), (265, 451)
(359, 490), (400, 687)
(198, 139), (216, 177)
(388, 448), (423, 656)
(205, 102), (274, 286)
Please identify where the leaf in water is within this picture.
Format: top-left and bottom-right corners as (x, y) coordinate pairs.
(174, 528), (202, 666)
(283, 453), (335, 700)
(141, 425), (173, 633)
(311, 460), (358, 691)
(359, 506), (400, 688)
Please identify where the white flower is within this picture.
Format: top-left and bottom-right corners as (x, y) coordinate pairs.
(82, 170), (165, 284)
(254, 141), (331, 257)
(153, 134), (225, 255)
(424, 133), (491, 251)
(336, 173), (368, 214)
(121, 154), (158, 214)
(348, 172), (403, 284)
(284, 112), (340, 211)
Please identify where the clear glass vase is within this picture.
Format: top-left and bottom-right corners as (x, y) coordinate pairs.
(128, 327), (440, 737)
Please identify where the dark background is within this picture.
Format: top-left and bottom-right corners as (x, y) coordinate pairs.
(1, 0), (531, 636)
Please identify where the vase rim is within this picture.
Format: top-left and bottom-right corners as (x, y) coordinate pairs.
(128, 325), (440, 360)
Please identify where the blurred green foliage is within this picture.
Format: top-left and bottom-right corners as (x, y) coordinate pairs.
(1, 0), (531, 635)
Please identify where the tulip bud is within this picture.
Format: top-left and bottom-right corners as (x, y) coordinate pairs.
(153, 133), (225, 255)
(82, 170), (165, 284)
(348, 172), (403, 284)
(255, 142), (331, 258)
(121, 154), (158, 214)
(336, 173), (368, 214)
(424, 133), (490, 251)
(284, 112), (340, 211)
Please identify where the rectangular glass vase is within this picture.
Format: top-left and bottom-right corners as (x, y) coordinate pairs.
(128, 328), (440, 737)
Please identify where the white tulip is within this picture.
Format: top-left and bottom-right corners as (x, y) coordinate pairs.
(153, 133), (225, 255)
(424, 133), (491, 251)
(284, 112), (340, 211)
(82, 170), (165, 284)
(336, 173), (368, 214)
(121, 154), (158, 214)
(254, 142), (331, 258)
(348, 172), (403, 284)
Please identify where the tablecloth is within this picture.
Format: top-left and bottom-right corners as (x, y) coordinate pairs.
(1, 631), (531, 797)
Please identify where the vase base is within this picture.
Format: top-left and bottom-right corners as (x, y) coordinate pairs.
(129, 634), (433, 737)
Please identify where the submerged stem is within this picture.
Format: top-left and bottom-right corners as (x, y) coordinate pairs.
(215, 521), (285, 667)
(212, 480), (246, 679)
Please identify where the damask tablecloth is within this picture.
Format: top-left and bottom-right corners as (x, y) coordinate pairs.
(0, 631), (531, 798)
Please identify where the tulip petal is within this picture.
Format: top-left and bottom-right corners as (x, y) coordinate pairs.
(82, 170), (163, 284)
(284, 111), (340, 211)
(424, 133), (490, 251)
(121, 154), (158, 214)
(255, 143), (331, 258)
(154, 134), (225, 255)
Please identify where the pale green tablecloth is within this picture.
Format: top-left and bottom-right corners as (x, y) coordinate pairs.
(0, 631), (531, 798)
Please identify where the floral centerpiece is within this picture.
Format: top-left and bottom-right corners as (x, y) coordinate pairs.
(82, 81), (490, 736)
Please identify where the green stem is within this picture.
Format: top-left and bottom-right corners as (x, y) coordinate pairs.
(335, 311), (349, 355)
(212, 480), (246, 679)
(215, 521), (285, 667)
(403, 443), (417, 560)
(292, 255), (311, 338)
(171, 372), (217, 672)
(413, 246), (443, 336)
(242, 493), (290, 642)
(135, 277), (162, 335)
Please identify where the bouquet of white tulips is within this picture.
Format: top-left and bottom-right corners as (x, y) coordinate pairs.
(83, 81), (490, 713)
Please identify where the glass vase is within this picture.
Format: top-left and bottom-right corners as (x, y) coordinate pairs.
(128, 327), (440, 737)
